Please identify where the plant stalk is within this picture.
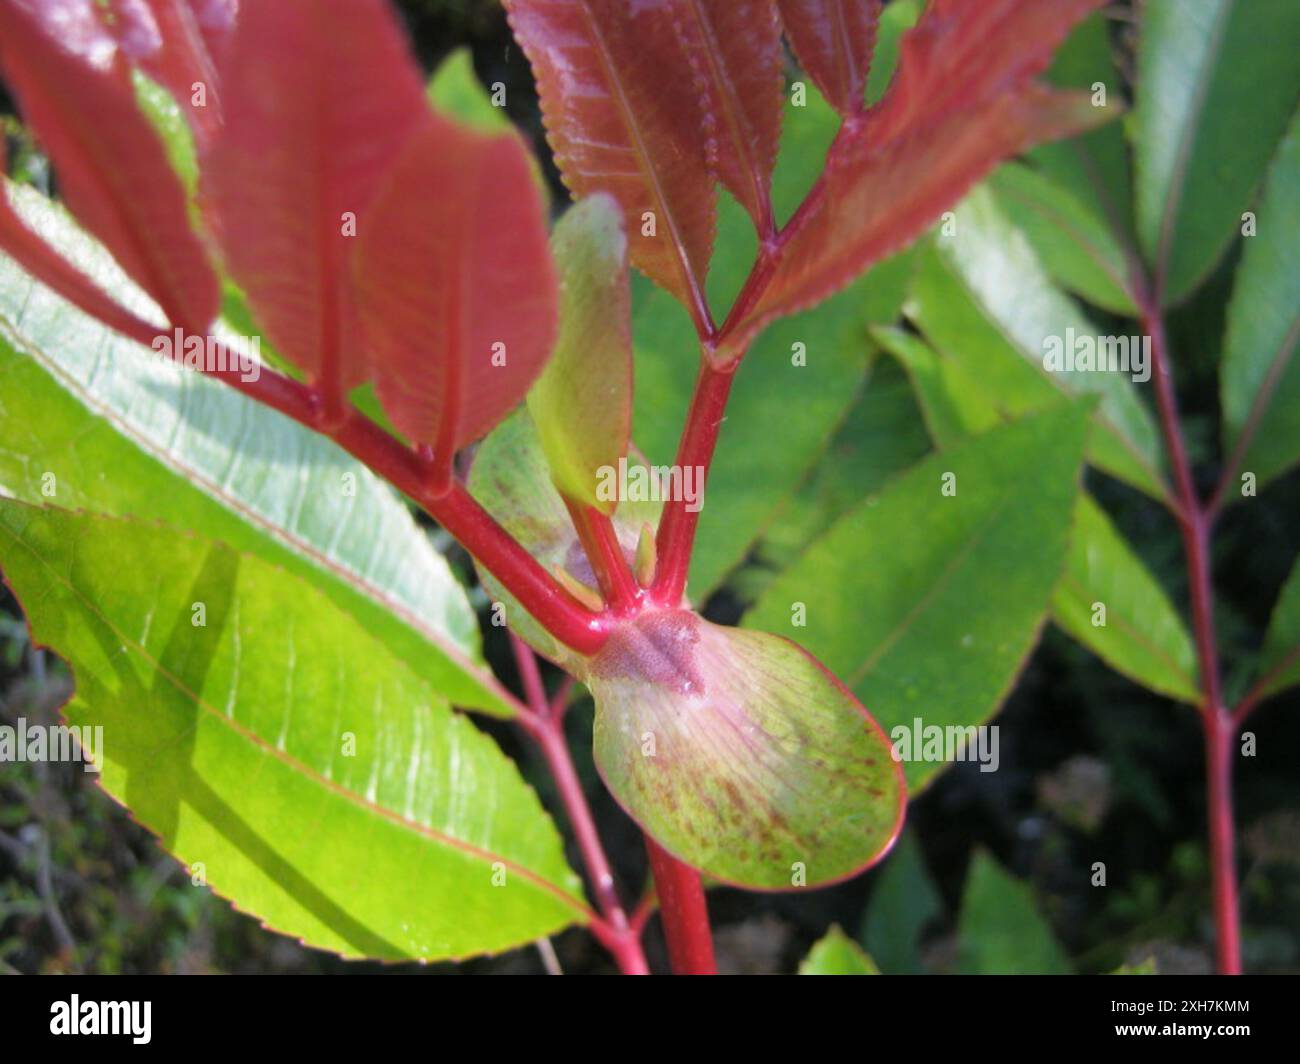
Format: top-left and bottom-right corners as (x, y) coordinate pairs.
(510, 637), (649, 975)
(1141, 299), (1242, 974)
(644, 837), (716, 974)
(650, 356), (738, 605)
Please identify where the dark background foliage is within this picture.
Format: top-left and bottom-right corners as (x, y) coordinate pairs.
(1, 0), (1296, 975)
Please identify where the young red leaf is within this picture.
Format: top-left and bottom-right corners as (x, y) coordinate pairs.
(107, 0), (225, 144)
(352, 117), (558, 470)
(678, 0), (784, 233)
(0, 0), (218, 334)
(527, 195), (633, 513)
(777, 0), (881, 117)
(505, 0), (716, 329)
(202, 0), (428, 402)
(726, 0), (1108, 353)
(187, 0), (238, 61)
(0, 168), (160, 343)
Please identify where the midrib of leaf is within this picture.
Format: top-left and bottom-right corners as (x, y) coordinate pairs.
(830, 0), (861, 109)
(683, 0), (767, 224)
(1150, 0), (1232, 288)
(0, 306), (514, 711)
(0, 517), (592, 922)
(932, 252), (1168, 499)
(438, 149), (475, 462)
(1060, 134), (1138, 262)
(578, 0), (706, 308)
(848, 496), (1012, 687)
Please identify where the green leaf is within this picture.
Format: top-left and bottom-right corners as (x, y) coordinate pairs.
(0, 179), (514, 716)
(426, 48), (512, 134)
(876, 324), (1198, 704)
(906, 188), (1166, 501)
(588, 610), (903, 890)
(861, 829), (943, 975)
(739, 351), (931, 605)
(0, 502), (587, 960)
(1052, 495), (1199, 703)
(799, 926), (880, 975)
(957, 851), (1071, 974)
(425, 47), (549, 201)
(1220, 111), (1300, 490)
(989, 162), (1136, 314)
(527, 195), (632, 511)
(1026, 11), (1134, 244)
(1134, 0), (1300, 304)
(746, 402), (1090, 791)
(871, 324), (1001, 448)
(633, 81), (912, 600)
(1256, 555), (1300, 703)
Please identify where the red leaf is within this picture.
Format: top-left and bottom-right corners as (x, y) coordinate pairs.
(776, 0), (880, 116)
(188, 0), (238, 50)
(0, 148), (159, 342)
(678, 0), (784, 233)
(108, 0), (224, 144)
(352, 117), (558, 468)
(505, 0), (716, 327)
(727, 0), (1107, 353)
(202, 0), (428, 399)
(0, 0), (218, 334)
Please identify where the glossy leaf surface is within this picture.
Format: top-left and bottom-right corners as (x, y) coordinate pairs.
(681, 0), (784, 230)
(505, 0), (716, 317)
(777, 0), (879, 117)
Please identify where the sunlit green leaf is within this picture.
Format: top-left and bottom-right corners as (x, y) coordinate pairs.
(0, 502), (586, 961)
(0, 179), (512, 716)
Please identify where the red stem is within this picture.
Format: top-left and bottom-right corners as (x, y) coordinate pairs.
(510, 637), (649, 975)
(74, 309), (610, 656)
(644, 837), (716, 975)
(1140, 298), (1241, 975)
(650, 356), (738, 605)
(565, 501), (642, 613)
